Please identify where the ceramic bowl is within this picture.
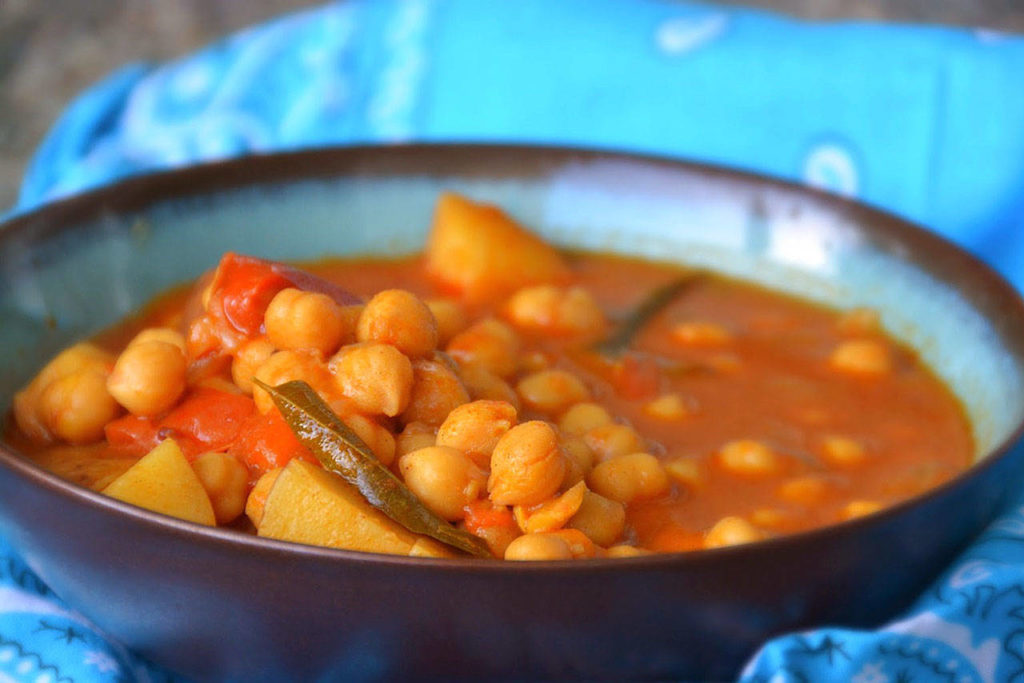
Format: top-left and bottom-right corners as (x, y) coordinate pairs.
(2, 145), (1024, 681)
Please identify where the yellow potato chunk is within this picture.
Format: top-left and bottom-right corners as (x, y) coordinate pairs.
(31, 444), (136, 491)
(101, 439), (216, 526)
(257, 459), (442, 556)
(426, 192), (568, 302)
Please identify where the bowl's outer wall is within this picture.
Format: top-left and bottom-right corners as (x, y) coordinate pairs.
(2, 145), (1024, 681)
(3, 436), (1023, 681)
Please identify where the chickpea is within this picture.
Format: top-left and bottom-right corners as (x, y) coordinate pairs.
(504, 533), (573, 561)
(841, 499), (884, 520)
(264, 288), (346, 356)
(567, 490), (626, 547)
(426, 298), (468, 345)
(750, 508), (798, 532)
(338, 305), (364, 344)
(130, 327), (186, 353)
(31, 343), (114, 391)
(107, 340), (187, 416)
(14, 343), (115, 443)
(12, 389), (48, 443)
(820, 435), (868, 467)
(342, 413), (397, 466)
(329, 342), (414, 417)
(474, 523), (522, 560)
(704, 516), (765, 549)
(829, 339), (892, 375)
(708, 352), (742, 374)
(232, 338), (276, 394)
(458, 364), (520, 409)
(560, 454), (586, 489)
(519, 351), (551, 373)
(488, 421), (566, 507)
(558, 402), (613, 436)
(192, 452), (249, 524)
(357, 289), (438, 358)
(401, 358), (470, 426)
(446, 318), (521, 378)
(587, 452), (669, 504)
(836, 307), (880, 336)
(502, 285), (606, 338)
(664, 457), (703, 490)
(399, 446), (487, 521)
(547, 528), (599, 558)
(436, 400), (517, 469)
(717, 439), (783, 477)
(252, 349), (333, 414)
(584, 423), (646, 462)
(39, 368), (121, 444)
(560, 435), (596, 486)
(776, 476), (830, 506)
(516, 369), (590, 416)
(396, 422), (436, 458)
(643, 393), (689, 421)
(671, 321), (732, 346)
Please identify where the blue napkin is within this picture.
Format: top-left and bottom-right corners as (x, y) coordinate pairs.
(6, 1), (1024, 680)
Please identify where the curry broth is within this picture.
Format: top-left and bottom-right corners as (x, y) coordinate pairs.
(11, 245), (972, 556)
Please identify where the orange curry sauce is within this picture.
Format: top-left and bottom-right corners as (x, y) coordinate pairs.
(14, 251), (973, 553)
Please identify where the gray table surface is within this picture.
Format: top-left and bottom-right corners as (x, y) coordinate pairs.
(2, 0), (1021, 212)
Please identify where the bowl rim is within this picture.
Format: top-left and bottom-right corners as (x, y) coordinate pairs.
(3, 141), (1024, 571)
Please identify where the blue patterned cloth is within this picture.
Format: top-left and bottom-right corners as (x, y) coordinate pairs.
(6, 1), (1024, 680)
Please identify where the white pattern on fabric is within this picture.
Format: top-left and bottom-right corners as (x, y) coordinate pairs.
(367, 0), (430, 140)
(802, 142), (859, 198)
(655, 14), (729, 55)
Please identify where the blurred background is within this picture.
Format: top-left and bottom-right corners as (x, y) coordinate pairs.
(1, 0), (1022, 211)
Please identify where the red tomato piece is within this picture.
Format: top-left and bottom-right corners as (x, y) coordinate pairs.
(463, 500), (516, 534)
(214, 254), (293, 336)
(228, 408), (317, 479)
(104, 414), (161, 457)
(612, 354), (661, 400)
(158, 388), (257, 458)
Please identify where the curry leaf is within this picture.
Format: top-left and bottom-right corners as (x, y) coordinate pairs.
(592, 272), (704, 356)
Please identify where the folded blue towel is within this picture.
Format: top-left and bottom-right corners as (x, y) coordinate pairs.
(6, 1), (1024, 680)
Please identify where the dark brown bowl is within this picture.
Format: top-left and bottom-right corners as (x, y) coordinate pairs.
(2, 144), (1024, 681)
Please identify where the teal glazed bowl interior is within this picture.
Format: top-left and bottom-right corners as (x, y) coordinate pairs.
(2, 144), (1024, 681)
